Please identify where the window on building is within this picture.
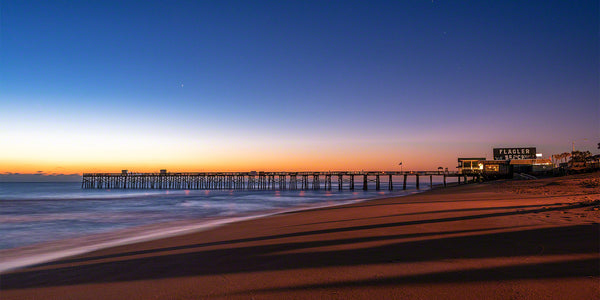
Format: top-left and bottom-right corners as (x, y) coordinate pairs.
(485, 164), (499, 172)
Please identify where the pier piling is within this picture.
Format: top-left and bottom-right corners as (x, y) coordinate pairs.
(82, 171), (470, 191)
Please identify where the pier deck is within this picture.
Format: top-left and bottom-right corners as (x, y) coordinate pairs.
(82, 171), (480, 191)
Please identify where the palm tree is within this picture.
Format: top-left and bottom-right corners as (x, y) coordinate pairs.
(562, 152), (571, 163)
(571, 150), (592, 162)
(554, 153), (562, 164)
(552, 154), (562, 167)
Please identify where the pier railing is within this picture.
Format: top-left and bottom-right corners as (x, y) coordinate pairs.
(82, 171), (480, 191)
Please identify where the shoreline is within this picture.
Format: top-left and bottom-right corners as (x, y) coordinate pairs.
(2, 173), (598, 299)
(0, 189), (423, 273)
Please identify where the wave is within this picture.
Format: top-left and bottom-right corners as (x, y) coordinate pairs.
(0, 194), (387, 273)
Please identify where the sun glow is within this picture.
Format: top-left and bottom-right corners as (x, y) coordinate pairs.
(2, 120), (486, 175)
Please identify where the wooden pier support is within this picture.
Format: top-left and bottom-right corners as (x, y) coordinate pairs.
(430, 175), (433, 188)
(81, 171), (472, 192)
(313, 174), (320, 190)
(325, 174), (332, 190)
(416, 174), (420, 190)
(290, 174), (297, 190)
(443, 174), (447, 187)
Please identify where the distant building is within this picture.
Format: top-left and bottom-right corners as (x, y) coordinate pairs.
(458, 146), (553, 178)
(510, 159), (553, 174)
(493, 147), (537, 160)
(457, 158), (486, 174)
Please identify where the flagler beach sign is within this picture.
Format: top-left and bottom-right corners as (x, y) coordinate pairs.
(493, 147), (537, 160)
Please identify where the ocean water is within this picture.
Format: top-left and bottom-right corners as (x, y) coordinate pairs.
(0, 177), (452, 272)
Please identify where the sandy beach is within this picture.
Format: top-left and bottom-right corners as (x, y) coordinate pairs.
(1, 173), (598, 299)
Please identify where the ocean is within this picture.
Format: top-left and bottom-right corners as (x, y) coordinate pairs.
(0, 177), (451, 272)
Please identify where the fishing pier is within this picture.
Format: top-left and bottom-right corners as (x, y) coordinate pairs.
(82, 171), (480, 191)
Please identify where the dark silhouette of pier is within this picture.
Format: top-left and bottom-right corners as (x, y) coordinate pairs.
(82, 171), (480, 191)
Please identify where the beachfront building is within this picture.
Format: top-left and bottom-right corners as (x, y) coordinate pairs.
(494, 147), (553, 175)
(493, 147), (537, 160)
(482, 160), (511, 173)
(457, 158), (486, 174)
(510, 159), (553, 174)
(458, 147), (554, 178)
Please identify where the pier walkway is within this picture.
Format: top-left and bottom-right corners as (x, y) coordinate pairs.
(82, 171), (481, 191)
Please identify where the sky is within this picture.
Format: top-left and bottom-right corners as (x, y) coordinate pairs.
(1, 0), (598, 178)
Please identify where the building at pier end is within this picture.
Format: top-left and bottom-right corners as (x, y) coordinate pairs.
(458, 147), (553, 178)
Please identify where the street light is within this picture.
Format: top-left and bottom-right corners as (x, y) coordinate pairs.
(572, 138), (588, 152)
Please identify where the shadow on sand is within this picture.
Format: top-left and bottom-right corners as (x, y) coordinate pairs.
(2, 218), (598, 290)
(23, 201), (581, 268)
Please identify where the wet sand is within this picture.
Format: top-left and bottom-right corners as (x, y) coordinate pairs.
(1, 173), (598, 299)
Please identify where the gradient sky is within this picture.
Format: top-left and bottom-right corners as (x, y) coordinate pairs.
(1, 0), (598, 175)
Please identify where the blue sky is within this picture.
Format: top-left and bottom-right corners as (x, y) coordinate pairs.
(1, 0), (598, 176)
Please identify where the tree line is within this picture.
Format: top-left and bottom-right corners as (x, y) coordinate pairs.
(552, 142), (600, 165)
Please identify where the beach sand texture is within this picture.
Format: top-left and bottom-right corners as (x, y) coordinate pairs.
(1, 173), (598, 299)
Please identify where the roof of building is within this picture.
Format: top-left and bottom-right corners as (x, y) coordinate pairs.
(509, 159), (552, 165)
(481, 160), (509, 164)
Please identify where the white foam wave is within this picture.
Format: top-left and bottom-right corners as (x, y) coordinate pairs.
(0, 188), (421, 273)
(0, 196), (377, 273)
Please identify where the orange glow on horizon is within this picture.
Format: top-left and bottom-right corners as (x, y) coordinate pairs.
(1, 150), (461, 175)
(1, 136), (489, 175)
